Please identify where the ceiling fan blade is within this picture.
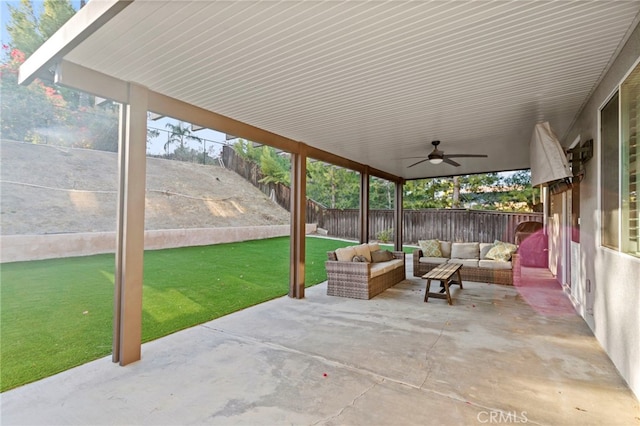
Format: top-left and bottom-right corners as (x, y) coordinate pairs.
(407, 158), (429, 168)
(445, 154), (489, 159)
(443, 158), (461, 167)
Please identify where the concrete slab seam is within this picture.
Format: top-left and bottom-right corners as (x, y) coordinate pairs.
(311, 380), (382, 425)
(419, 316), (451, 389)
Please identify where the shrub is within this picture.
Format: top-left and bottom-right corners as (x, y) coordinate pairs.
(377, 228), (393, 243)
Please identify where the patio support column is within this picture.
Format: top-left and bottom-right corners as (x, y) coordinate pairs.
(394, 180), (404, 251)
(113, 83), (148, 365)
(360, 167), (370, 243)
(289, 145), (307, 299)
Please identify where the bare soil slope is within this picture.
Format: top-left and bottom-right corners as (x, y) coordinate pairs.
(0, 140), (290, 235)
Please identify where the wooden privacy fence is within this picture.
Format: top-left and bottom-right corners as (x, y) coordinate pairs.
(321, 209), (543, 244)
(221, 146), (324, 224)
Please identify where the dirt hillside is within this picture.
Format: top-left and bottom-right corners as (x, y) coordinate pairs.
(0, 140), (290, 235)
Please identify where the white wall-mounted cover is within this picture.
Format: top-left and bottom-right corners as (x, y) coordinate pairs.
(530, 121), (572, 186)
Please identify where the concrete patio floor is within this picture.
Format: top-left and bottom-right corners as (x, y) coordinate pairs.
(2, 261), (639, 425)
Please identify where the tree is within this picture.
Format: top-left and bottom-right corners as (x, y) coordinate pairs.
(498, 170), (539, 211)
(6, 0), (43, 57)
(164, 121), (203, 155)
(69, 103), (120, 152)
(456, 173), (501, 209)
(441, 171), (536, 211)
(452, 176), (461, 208)
(259, 147), (290, 185)
(39, 0), (75, 41)
(146, 123), (160, 148)
(228, 140), (536, 213)
(370, 178), (394, 209)
(2, 0), (124, 151)
(7, 0), (75, 57)
(0, 47), (67, 142)
(307, 161), (359, 209)
(233, 139), (262, 163)
(403, 178), (452, 209)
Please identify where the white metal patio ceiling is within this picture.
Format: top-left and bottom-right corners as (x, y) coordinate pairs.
(29, 0), (640, 179)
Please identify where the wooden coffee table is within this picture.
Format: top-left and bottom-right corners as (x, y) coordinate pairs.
(422, 263), (463, 305)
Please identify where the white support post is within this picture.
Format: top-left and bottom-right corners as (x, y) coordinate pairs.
(113, 83), (148, 365)
(289, 147), (307, 299)
(395, 181), (404, 251)
(360, 168), (370, 243)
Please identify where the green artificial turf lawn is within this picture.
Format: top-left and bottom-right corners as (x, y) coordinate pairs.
(0, 236), (354, 392)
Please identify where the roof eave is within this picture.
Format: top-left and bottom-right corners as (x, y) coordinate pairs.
(18, 0), (132, 86)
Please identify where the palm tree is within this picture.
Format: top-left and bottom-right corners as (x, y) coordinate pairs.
(164, 121), (202, 154)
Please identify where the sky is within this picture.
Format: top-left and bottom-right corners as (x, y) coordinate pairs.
(1, 1), (83, 46)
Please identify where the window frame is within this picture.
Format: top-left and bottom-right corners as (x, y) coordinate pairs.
(600, 92), (620, 251)
(620, 62), (640, 257)
(599, 59), (640, 258)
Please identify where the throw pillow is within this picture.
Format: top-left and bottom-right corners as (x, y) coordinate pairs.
(371, 249), (395, 263)
(418, 239), (442, 257)
(450, 242), (480, 259)
(368, 242), (381, 252)
(494, 240), (517, 252)
(439, 241), (452, 258)
(480, 243), (494, 259)
(352, 255), (368, 262)
(486, 241), (517, 262)
(353, 243), (372, 262)
(335, 246), (357, 262)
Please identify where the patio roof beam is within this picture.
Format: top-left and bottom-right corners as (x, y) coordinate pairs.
(55, 60), (129, 104)
(306, 146), (400, 184)
(147, 91), (300, 155)
(146, 91), (403, 184)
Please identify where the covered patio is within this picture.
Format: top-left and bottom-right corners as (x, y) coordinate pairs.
(12, 0), (640, 411)
(2, 259), (638, 425)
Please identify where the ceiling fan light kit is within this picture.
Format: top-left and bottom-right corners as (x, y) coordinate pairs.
(407, 140), (488, 168)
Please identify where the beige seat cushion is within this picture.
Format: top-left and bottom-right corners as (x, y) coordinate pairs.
(370, 259), (404, 278)
(451, 242), (480, 259)
(419, 256), (448, 264)
(479, 259), (512, 270)
(449, 258), (479, 268)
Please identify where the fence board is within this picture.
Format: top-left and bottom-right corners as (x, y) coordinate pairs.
(323, 209), (542, 244)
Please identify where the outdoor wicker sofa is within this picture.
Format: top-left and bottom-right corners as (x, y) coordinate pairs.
(326, 243), (406, 299)
(413, 240), (516, 286)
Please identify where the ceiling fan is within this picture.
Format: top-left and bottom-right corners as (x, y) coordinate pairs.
(407, 140), (488, 168)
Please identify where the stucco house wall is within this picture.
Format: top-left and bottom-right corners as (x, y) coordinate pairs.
(561, 22), (640, 399)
